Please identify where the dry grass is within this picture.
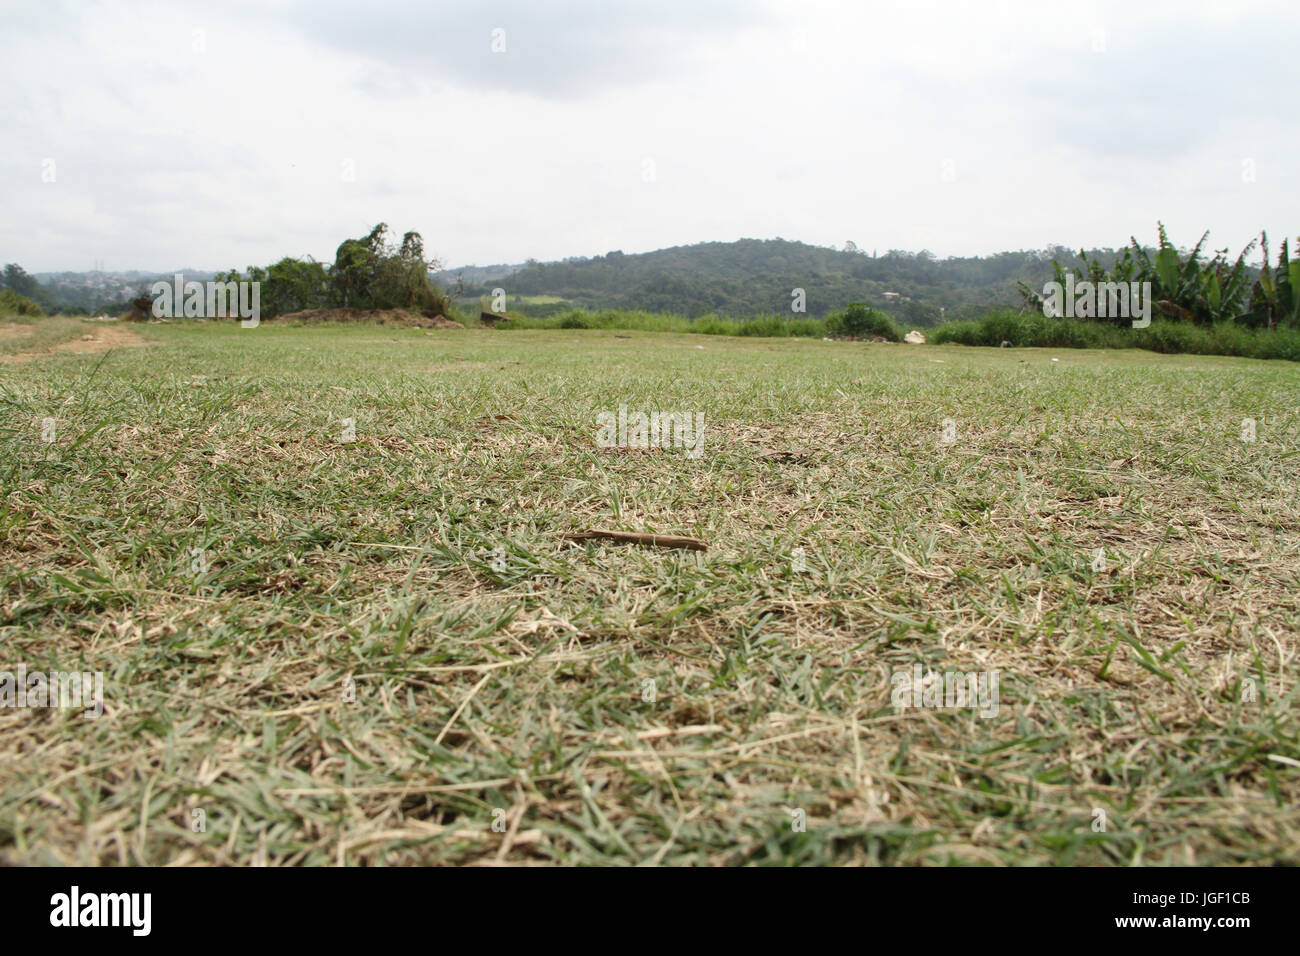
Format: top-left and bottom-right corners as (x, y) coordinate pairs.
(0, 315), (85, 359)
(0, 321), (1296, 865)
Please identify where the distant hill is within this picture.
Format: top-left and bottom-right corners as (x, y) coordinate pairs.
(429, 262), (524, 292)
(436, 238), (1112, 324)
(20, 238), (1180, 324)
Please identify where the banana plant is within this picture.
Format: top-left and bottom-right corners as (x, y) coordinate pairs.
(1016, 260), (1072, 313)
(1253, 232), (1278, 329)
(1221, 240), (1257, 320)
(1153, 222), (1184, 299)
(1022, 224), (1272, 326)
(1281, 238), (1300, 325)
(1202, 269), (1221, 315)
(1248, 235), (1300, 329)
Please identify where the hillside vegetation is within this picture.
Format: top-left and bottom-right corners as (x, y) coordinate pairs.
(438, 236), (1267, 325)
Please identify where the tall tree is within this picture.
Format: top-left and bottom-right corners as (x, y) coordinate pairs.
(2, 263), (40, 298)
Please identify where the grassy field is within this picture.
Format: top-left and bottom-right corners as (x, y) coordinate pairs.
(1, 319), (1297, 865)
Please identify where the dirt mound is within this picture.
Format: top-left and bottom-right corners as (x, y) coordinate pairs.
(275, 308), (464, 329)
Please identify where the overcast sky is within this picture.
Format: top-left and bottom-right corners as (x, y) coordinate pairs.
(3, 0), (1298, 273)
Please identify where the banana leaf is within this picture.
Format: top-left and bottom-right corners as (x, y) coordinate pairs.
(1156, 247), (1181, 296)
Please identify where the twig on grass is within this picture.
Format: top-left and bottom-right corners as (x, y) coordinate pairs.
(562, 528), (708, 551)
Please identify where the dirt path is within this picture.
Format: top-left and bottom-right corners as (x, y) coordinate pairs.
(1, 323), (150, 363)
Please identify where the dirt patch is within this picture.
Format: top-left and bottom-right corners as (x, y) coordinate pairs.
(275, 308), (465, 329)
(55, 325), (149, 354)
(0, 323), (36, 344)
(1, 323), (149, 364)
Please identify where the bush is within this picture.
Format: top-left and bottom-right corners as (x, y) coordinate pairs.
(0, 288), (44, 317)
(932, 309), (1300, 361)
(825, 302), (901, 341)
(934, 311), (1125, 349)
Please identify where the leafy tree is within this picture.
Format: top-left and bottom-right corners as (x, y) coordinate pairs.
(329, 224), (387, 309)
(328, 223), (450, 315)
(264, 257), (329, 315)
(212, 259), (326, 319)
(2, 263), (40, 298)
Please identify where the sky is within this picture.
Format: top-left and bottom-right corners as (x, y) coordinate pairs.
(2, 0), (1298, 273)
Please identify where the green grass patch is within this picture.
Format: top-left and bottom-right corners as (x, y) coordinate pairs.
(503, 307), (829, 338)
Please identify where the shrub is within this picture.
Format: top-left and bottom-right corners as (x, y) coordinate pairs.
(0, 288), (44, 317)
(825, 302), (901, 341)
(932, 310), (1300, 361)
